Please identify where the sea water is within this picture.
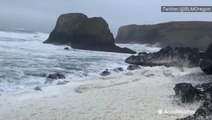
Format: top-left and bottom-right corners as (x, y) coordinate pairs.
(0, 30), (161, 95)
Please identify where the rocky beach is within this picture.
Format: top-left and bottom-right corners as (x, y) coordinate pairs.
(0, 11), (212, 120)
(0, 66), (206, 120)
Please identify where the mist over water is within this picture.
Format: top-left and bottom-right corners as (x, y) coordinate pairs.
(0, 0), (211, 35)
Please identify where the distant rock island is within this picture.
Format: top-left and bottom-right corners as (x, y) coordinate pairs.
(116, 21), (212, 50)
(44, 13), (136, 54)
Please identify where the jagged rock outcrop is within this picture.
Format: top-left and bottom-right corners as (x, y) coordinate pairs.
(176, 82), (212, 120)
(116, 21), (212, 50)
(200, 43), (212, 74)
(125, 47), (202, 67)
(177, 99), (212, 120)
(174, 83), (202, 103)
(44, 13), (135, 54)
(174, 82), (212, 103)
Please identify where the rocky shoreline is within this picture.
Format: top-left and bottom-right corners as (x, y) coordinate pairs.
(1, 12), (211, 120)
(123, 43), (212, 120)
(0, 65), (201, 120)
(34, 24), (212, 119)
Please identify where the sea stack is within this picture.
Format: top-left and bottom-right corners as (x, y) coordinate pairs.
(44, 13), (136, 54)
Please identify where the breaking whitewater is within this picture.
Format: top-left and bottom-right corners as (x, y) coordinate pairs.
(0, 30), (160, 95)
(0, 30), (211, 120)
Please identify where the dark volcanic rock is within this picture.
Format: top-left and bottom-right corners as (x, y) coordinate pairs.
(205, 44), (212, 59)
(116, 21), (212, 51)
(196, 83), (212, 92)
(100, 69), (111, 76)
(196, 83), (212, 100)
(177, 99), (212, 120)
(44, 13), (136, 54)
(175, 82), (212, 119)
(200, 59), (212, 74)
(112, 67), (124, 72)
(127, 64), (141, 70)
(64, 47), (70, 50)
(200, 44), (212, 74)
(47, 73), (66, 80)
(34, 86), (42, 91)
(25, 73), (47, 77)
(125, 47), (202, 67)
(174, 83), (202, 103)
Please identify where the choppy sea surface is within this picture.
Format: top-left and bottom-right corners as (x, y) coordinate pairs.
(0, 30), (161, 95)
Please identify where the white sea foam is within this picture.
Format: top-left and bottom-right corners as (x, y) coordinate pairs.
(0, 30), (161, 95)
(118, 43), (161, 53)
(0, 30), (207, 119)
(0, 66), (203, 120)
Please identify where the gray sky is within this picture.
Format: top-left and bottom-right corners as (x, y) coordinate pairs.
(0, 0), (211, 35)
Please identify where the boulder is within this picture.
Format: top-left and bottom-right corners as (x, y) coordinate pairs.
(47, 73), (66, 80)
(64, 47), (70, 50)
(44, 13), (136, 54)
(125, 47), (202, 67)
(100, 69), (111, 76)
(174, 83), (202, 103)
(112, 67), (124, 72)
(176, 82), (212, 119)
(177, 99), (212, 120)
(116, 21), (212, 51)
(127, 64), (141, 70)
(34, 86), (42, 91)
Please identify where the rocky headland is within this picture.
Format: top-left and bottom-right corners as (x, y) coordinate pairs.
(116, 21), (212, 51)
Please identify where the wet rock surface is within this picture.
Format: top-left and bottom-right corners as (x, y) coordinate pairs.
(125, 47), (202, 67)
(47, 73), (66, 80)
(127, 64), (141, 70)
(200, 43), (212, 75)
(34, 86), (42, 91)
(112, 67), (124, 72)
(64, 47), (70, 50)
(175, 82), (212, 120)
(174, 83), (202, 103)
(100, 69), (111, 76)
(177, 99), (212, 120)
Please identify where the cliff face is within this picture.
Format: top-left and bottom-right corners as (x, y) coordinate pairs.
(116, 21), (212, 50)
(44, 13), (135, 54)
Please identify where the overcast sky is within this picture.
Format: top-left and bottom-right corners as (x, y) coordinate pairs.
(0, 0), (211, 35)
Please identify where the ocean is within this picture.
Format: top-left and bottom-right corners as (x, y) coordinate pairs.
(0, 30), (161, 95)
